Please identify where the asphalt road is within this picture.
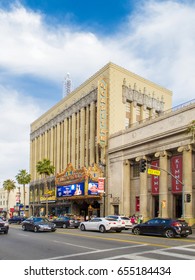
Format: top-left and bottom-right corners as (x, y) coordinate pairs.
(1, 225), (195, 260)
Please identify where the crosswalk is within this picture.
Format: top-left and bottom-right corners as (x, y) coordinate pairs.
(105, 244), (195, 260)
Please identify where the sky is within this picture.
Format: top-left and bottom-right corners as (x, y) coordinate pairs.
(0, 0), (195, 184)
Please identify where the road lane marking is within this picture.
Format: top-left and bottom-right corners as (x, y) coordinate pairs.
(53, 240), (98, 251)
(56, 231), (170, 248)
(44, 244), (147, 260)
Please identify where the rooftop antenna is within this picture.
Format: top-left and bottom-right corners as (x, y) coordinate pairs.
(63, 73), (73, 98)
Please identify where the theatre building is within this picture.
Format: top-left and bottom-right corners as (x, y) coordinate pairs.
(29, 62), (172, 218)
(108, 101), (195, 225)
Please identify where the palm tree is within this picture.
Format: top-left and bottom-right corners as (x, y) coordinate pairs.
(36, 158), (55, 217)
(15, 170), (31, 216)
(3, 179), (16, 218)
(186, 120), (195, 142)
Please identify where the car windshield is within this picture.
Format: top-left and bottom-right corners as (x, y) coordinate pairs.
(33, 218), (49, 223)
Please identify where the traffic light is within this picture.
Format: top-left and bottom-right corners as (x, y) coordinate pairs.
(139, 159), (147, 173)
(186, 193), (191, 203)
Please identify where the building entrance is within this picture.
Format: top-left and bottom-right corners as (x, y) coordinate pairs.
(153, 196), (159, 217)
(175, 194), (182, 218)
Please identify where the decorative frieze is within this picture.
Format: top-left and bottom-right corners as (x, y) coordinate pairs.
(122, 79), (164, 112)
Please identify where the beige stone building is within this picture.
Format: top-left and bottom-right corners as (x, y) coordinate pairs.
(29, 62), (172, 218)
(108, 101), (195, 225)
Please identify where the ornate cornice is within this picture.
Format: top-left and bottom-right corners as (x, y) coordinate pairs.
(30, 88), (97, 140)
(122, 79), (164, 112)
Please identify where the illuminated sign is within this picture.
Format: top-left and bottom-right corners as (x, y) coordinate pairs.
(57, 182), (84, 197)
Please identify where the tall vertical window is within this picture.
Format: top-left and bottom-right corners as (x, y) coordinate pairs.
(136, 105), (141, 123)
(125, 101), (131, 128)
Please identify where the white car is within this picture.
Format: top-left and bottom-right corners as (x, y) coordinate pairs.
(79, 217), (125, 233)
(106, 215), (132, 230)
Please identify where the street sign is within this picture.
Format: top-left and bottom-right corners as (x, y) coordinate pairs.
(148, 168), (161, 176)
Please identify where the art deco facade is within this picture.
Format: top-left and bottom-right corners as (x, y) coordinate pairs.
(29, 62), (172, 218)
(108, 101), (195, 225)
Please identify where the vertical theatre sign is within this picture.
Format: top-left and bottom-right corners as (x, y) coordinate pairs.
(97, 79), (108, 148)
(171, 155), (183, 193)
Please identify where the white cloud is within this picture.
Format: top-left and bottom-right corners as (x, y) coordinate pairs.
(0, 86), (43, 183)
(0, 0), (195, 182)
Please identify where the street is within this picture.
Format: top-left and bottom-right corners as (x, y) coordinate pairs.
(1, 225), (195, 260)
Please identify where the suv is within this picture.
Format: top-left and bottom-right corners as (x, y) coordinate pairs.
(0, 217), (9, 234)
(105, 215), (131, 230)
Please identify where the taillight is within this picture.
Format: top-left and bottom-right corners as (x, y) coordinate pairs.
(122, 221), (125, 224)
(172, 222), (181, 227)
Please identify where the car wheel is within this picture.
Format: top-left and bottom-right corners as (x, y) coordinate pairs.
(80, 224), (85, 231)
(34, 226), (38, 233)
(165, 229), (175, 238)
(74, 226), (79, 229)
(116, 229), (122, 232)
(63, 223), (67, 229)
(22, 225), (26, 231)
(99, 225), (106, 233)
(133, 227), (141, 235)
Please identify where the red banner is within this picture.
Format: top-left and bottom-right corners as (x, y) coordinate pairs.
(151, 160), (159, 194)
(171, 155), (183, 193)
(98, 178), (105, 193)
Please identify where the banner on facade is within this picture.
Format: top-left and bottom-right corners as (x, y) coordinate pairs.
(57, 182), (85, 197)
(97, 79), (108, 148)
(151, 160), (160, 195)
(171, 155), (183, 193)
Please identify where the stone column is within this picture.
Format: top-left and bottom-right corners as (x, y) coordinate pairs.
(90, 101), (95, 164)
(71, 113), (76, 167)
(85, 105), (89, 166)
(155, 151), (171, 218)
(178, 145), (193, 219)
(76, 112), (80, 168)
(80, 107), (85, 167)
(123, 160), (131, 216)
(44, 130), (48, 158)
(56, 122), (61, 173)
(63, 119), (68, 169)
(50, 126), (54, 166)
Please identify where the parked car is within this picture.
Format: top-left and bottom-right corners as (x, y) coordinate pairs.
(21, 217), (56, 232)
(52, 216), (80, 228)
(0, 217), (9, 234)
(80, 217), (125, 233)
(8, 216), (26, 224)
(106, 215), (132, 230)
(132, 218), (192, 238)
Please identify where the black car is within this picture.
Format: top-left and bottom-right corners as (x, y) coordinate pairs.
(0, 217), (9, 234)
(52, 216), (80, 229)
(8, 216), (26, 224)
(132, 218), (192, 238)
(21, 217), (56, 232)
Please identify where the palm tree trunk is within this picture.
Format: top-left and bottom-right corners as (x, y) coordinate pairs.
(23, 184), (26, 215)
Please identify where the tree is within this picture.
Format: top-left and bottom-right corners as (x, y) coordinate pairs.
(186, 120), (195, 142)
(15, 169), (31, 215)
(36, 159), (55, 217)
(3, 179), (16, 218)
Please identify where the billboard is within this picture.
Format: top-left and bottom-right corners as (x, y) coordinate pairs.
(57, 182), (84, 198)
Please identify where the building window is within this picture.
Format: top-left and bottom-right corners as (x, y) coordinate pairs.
(113, 205), (119, 215)
(125, 101), (131, 128)
(136, 105), (141, 123)
(133, 163), (140, 177)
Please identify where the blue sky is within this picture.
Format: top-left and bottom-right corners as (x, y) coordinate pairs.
(0, 0), (195, 183)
